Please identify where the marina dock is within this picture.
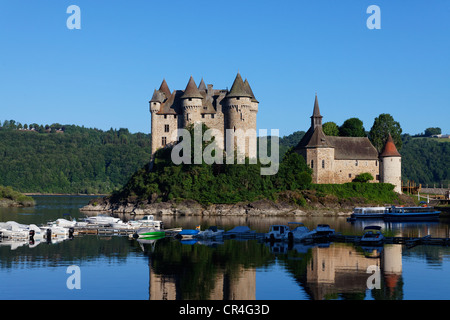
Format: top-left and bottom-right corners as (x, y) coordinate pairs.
(71, 225), (450, 248)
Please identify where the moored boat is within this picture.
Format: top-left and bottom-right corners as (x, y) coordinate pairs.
(265, 225), (290, 241)
(134, 227), (165, 239)
(360, 226), (384, 245)
(384, 205), (441, 221)
(285, 222), (316, 242)
(136, 215), (164, 230)
(176, 227), (200, 239)
(196, 226), (224, 239)
(349, 207), (388, 220)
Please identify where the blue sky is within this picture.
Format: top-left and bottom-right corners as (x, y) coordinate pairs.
(0, 0), (449, 136)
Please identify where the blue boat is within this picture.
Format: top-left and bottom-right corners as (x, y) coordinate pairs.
(176, 227), (200, 239)
(384, 205), (441, 221)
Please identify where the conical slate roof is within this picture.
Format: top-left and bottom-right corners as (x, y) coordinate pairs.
(380, 133), (401, 157)
(159, 79), (171, 98)
(227, 73), (252, 99)
(150, 89), (165, 103)
(198, 78), (207, 91)
(244, 79), (259, 103)
(181, 76), (204, 99)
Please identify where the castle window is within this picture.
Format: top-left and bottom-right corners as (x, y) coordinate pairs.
(164, 124), (169, 132)
(311, 160), (314, 168)
(174, 115), (177, 119)
(355, 160), (358, 166)
(164, 115), (167, 119)
(376, 175), (380, 180)
(202, 114), (205, 118)
(203, 106), (207, 110)
(349, 173), (352, 178)
(376, 160), (378, 166)
(188, 98), (192, 101)
(162, 137), (167, 146)
(211, 114), (215, 119)
(322, 160), (325, 168)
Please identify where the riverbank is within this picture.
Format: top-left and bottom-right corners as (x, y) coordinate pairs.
(0, 186), (35, 207)
(80, 189), (416, 217)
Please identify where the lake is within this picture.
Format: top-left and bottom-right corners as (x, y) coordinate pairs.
(1, 195), (450, 300)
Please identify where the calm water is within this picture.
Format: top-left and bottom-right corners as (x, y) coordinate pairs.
(1, 195), (450, 300)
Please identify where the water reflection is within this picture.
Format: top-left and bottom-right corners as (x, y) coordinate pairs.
(137, 236), (407, 300)
(2, 196), (450, 300)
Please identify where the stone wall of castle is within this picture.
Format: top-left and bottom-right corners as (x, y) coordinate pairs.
(332, 159), (380, 184)
(305, 148), (380, 184)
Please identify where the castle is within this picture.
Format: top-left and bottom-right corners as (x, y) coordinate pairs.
(149, 75), (402, 193)
(294, 95), (402, 192)
(149, 73), (258, 158)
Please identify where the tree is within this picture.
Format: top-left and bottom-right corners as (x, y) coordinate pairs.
(353, 172), (374, 183)
(369, 113), (402, 152)
(424, 127), (441, 137)
(339, 118), (366, 137)
(322, 122), (339, 136)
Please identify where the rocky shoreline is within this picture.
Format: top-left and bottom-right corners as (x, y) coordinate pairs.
(79, 191), (416, 217)
(0, 198), (35, 208)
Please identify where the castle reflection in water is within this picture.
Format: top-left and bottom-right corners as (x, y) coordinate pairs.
(141, 239), (403, 300)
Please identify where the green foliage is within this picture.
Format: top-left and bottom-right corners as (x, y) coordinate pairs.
(339, 118), (366, 137)
(112, 145), (313, 205)
(0, 125), (151, 194)
(322, 122), (339, 136)
(369, 113), (402, 152)
(353, 172), (374, 183)
(401, 137), (450, 185)
(312, 183), (399, 204)
(424, 127), (441, 137)
(0, 186), (35, 206)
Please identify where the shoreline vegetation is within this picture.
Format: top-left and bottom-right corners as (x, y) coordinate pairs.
(81, 125), (415, 216)
(0, 186), (35, 207)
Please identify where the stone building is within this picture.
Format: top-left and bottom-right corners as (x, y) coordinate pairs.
(149, 73), (258, 158)
(295, 95), (402, 192)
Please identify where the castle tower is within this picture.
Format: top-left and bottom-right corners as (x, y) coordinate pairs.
(181, 76), (204, 126)
(379, 133), (402, 193)
(149, 79), (171, 154)
(226, 73), (256, 159)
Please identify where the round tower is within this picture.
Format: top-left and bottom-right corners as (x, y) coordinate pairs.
(379, 133), (402, 193)
(226, 73), (255, 158)
(181, 76), (204, 127)
(150, 89), (162, 155)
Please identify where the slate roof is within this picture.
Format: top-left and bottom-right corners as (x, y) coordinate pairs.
(181, 76), (204, 99)
(226, 73), (252, 99)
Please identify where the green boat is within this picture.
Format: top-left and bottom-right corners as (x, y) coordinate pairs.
(136, 228), (165, 238)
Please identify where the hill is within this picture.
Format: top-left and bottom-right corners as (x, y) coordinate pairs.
(0, 124), (151, 194)
(401, 136), (450, 186)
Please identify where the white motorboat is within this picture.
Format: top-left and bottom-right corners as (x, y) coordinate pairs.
(53, 218), (77, 228)
(84, 215), (121, 225)
(110, 220), (142, 230)
(136, 215), (163, 230)
(196, 226), (224, 239)
(285, 222), (316, 242)
(265, 225), (290, 241)
(314, 224), (335, 237)
(0, 221), (31, 240)
(360, 226), (384, 245)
